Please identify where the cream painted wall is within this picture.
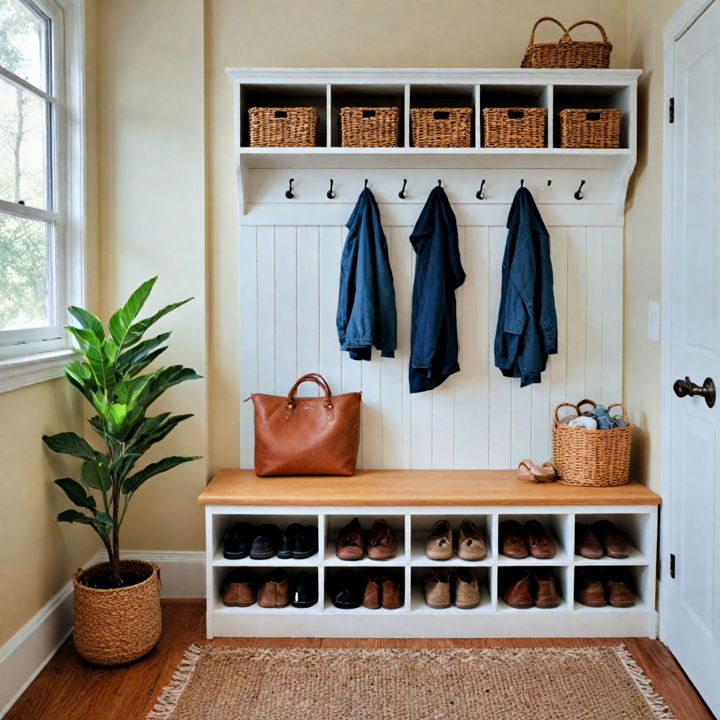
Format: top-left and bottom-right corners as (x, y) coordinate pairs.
(624, 0), (683, 490)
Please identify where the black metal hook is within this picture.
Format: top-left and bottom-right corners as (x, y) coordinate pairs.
(520, 179), (525, 188)
(327, 178), (335, 199)
(364, 178), (368, 189)
(398, 178), (408, 200)
(574, 179), (586, 200)
(547, 179), (552, 186)
(285, 178), (295, 200)
(438, 179), (442, 187)
(476, 179), (486, 200)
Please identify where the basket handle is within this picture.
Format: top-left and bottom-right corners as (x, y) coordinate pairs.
(528, 16), (570, 45)
(608, 402), (629, 423)
(554, 402), (580, 423)
(566, 19), (609, 43)
(576, 398), (598, 414)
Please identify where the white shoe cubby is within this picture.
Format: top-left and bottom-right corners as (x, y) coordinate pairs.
(204, 503), (658, 638)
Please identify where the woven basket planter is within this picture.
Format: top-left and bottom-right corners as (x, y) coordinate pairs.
(340, 107), (400, 147)
(558, 108), (621, 148)
(521, 17), (612, 69)
(73, 559), (161, 665)
(410, 108), (472, 148)
(248, 107), (318, 147)
(552, 400), (632, 487)
(482, 107), (546, 148)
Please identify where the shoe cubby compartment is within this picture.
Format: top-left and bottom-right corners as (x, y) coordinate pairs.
(324, 513), (406, 566)
(210, 511), (320, 566)
(497, 565), (569, 612)
(324, 566), (407, 613)
(573, 565), (649, 613)
(497, 513), (570, 565)
(410, 566), (492, 613)
(572, 512), (651, 565)
(410, 514), (492, 565)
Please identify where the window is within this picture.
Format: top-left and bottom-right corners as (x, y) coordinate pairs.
(0, 0), (84, 389)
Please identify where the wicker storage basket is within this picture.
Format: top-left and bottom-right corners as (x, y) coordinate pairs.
(73, 560), (161, 665)
(558, 108), (621, 148)
(410, 108), (472, 148)
(521, 17), (612, 69)
(248, 107), (318, 147)
(482, 107), (547, 148)
(341, 107), (400, 147)
(552, 400), (632, 487)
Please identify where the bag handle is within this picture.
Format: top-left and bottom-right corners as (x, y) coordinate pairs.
(528, 16), (570, 46)
(285, 373), (334, 422)
(566, 19), (609, 43)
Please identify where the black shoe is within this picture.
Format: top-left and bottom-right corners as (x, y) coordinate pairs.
(278, 523), (303, 559)
(290, 572), (318, 608)
(293, 525), (318, 559)
(250, 524), (280, 560)
(331, 570), (364, 609)
(223, 522), (254, 559)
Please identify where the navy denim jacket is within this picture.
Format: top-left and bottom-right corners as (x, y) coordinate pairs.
(409, 186), (466, 393)
(494, 186), (558, 387)
(337, 188), (397, 360)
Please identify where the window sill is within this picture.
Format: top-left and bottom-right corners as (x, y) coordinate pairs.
(0, 349), (74, 394)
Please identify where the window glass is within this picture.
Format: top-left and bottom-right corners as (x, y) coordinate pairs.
(0, 0), (48, 92)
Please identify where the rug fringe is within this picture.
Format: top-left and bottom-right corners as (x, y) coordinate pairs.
(146, 643), (204, 719)
(613, 645), (677, 720)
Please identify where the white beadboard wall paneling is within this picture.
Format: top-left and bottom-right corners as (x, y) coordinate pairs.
(238, 222), (623, 469)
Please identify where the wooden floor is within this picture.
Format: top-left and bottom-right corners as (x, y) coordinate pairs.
(7, 599), (712, 720)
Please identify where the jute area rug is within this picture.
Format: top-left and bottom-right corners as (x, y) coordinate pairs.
(147, 644), (676, 720)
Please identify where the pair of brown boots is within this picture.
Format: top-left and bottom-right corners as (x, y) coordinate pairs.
(336, 518), (397, 561)
(222, 569), (289, 608)
(423, 568), (483, 609)
(502, 568), (560, 609)
(576, 571), (635, 608)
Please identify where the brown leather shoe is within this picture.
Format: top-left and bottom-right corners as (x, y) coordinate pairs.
(575, 523), (604, 559)
(423, 569), (451, 609)
(457, 519), (487, 561)
(381, 577), (403, 610)
(593, 520), (630, 559)
(525, 520), (556, 559)
(336, 517), (365, 561)
(426, 519), (453, 561)
(363, 573), (382, 609)
(533, 569), (560, 609)
(222, 569), (258, 607)
(258, 569), (290, 608)
(501, 570), (532, 609)
(454, 569), (481, 609)
(575, 572), (607, 607)
(500, 520), (529, 559)
(367, 519), (397, 561)
(606, 575), (635, 608)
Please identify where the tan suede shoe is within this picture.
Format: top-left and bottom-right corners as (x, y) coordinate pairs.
(454, 569), (481, 609)
(423, 569), (451, 609)
(457, 519), (487, 561)
(258, 569), (290, 608)
(426, 519), (453, 561)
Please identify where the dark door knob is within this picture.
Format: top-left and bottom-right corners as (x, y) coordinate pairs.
(673, 376), (716, 408)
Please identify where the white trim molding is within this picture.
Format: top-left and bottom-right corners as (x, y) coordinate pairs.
(0, 349), (74, 394)
(0, 550), (204, 719)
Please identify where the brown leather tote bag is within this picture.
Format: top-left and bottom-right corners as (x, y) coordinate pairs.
(250, 373), (361, 476)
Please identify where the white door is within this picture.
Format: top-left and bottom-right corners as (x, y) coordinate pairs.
(666, 0), (720, 714)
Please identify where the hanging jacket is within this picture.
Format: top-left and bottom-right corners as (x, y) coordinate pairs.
(409, 185), (466, 393)
(494, 186), (558, 387)
(337, 187), (397, 360)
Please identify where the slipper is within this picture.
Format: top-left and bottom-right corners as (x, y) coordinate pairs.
(517, 458), (557, 483)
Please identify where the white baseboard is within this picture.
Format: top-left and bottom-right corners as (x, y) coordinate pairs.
(0, 550), (204, 719)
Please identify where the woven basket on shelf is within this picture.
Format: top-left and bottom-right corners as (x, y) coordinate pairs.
(341, 107), (400, 147)
(521, 17), (612, 69)
(558, 108), (621, 148)
(482, 107), (546, 148)
(73, 560), (161, 665)
(410, 108), (472, 148)
(552, 400), (632, 488)
(248, 107), (318, 147)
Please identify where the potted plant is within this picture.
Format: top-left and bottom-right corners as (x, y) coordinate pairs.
(43, 277), (201, 665)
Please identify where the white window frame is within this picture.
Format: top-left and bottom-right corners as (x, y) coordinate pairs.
(0, 0), (85, 392)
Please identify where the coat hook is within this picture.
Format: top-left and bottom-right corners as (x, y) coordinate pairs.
(327, 178), (336, 199)
(438, 179), (442, 187)
(476, 179), (486, 200)
(547, 179), (552, 186)
(574, 179), (586, 200)
(285, 178), (295, 200)
(398, 178), (408, 200)
(520, 178), (525, 188)
(364, 178), (368, 189)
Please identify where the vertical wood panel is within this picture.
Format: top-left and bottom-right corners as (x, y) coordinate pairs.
(296, 226), (320, 391)
(585, 227), (604, 402)
(318, 227), (342, 394)
(239, 226), (258, 469)
(274, 227), (297, 394)
(549, 227), (569, 445)
(566, 227), (588, 403)
(602, 227), (623, 403)
(256, 226), (276, 393)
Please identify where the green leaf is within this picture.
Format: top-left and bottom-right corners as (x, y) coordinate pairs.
(81, 458), (111, 491)
(57, 509), (95, 525)
(122, 298), (192, 348)
(57, 509), (114, 539)
(108, 277), (157, 347)
(43, 432), (95, 460)
(55, 477), (96, 509)
(122, 455), (200, 494)
(92, 511), (114, 529)
(68, 306), (105, 340)
(116, 332), (170, 375)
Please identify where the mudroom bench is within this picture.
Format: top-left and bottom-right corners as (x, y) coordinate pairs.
(198, 470), (660, 639)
